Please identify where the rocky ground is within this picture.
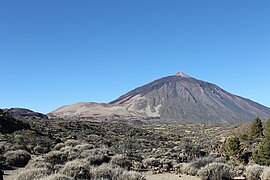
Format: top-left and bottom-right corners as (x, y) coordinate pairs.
(2, 112), (270, 179)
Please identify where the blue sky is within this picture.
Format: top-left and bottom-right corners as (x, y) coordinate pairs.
(0, 0), (269, 113)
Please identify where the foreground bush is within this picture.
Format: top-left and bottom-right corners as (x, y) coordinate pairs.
(110, 154), (132, 170)
(25, 157), (53, 170)
(39, 173), (73, 180)
(245, 165), (264, 180)
(4, 150), (31, 167)
(180, 156), (214, 176)
(262, 167), (270, 180)
(198, 163), (234, 180)
(44, 150), (68, 165)
(14, 168), (50, 180)
(59, 160), (91, 179)
(91, 163), (145, 180)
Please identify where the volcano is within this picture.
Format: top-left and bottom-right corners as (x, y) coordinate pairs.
(49, 73), (270, 124)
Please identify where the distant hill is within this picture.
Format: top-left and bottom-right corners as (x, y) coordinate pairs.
(49, 73), (270, 124)
(0, 109), (30, 133)
(4, 108), (48, 120)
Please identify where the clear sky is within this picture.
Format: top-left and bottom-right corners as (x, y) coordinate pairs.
(0, 0), (269, 113)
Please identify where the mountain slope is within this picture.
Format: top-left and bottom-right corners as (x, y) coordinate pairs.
(49, 73), (270, 124)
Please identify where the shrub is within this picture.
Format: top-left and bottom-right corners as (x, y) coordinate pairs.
(74, 144), (94, 151)
(64, 140), (81, 147)
(59, 160), (91, 179)
(253, 119), (270, 166)
(39, 173), (73, 180)
(223, 135), (240, 157)
(87, 154), (111, 166)
(91, 163), (145, 180)
(142, 158), (160, 168)
(44, 150), (68, 165)
(263, 118), (270, 138)
(118, 170), (146, 180)
(34, 145), (48, 155)
(248, 117), (263, 142)
(14, 168), (50, 180)
(53, 143), (66, 151)
(245, 165), (264, 180)
(180, 163), (198, 176)
(198, 163), (234, 180)
(4, 150), (31, 167)
(110, 154), (132, 170)
(25, 157), (53, 170)
(262, 167), (270, 180)
(181, 156), (215, 176)
(91, 163), (123, 179)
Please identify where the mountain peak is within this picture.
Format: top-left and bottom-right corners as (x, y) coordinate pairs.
(175, 72), (191, 78)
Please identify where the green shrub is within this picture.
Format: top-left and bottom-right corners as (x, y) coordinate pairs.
(248, 117), (263, 142)
(223, 135), (240, 157)
(4, 150), (31, 167)
(253, 119), (270, 165)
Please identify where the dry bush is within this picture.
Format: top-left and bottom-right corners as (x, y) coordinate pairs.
(25, 157), (53, 170)
(87, 154), (111, 166)
(180, 163), (198, 176)
(180, 156), (214, 175)
(91, 163), (144, 180)
(74, 143), (94, 151)
(66, 148), (83, 161)
(110, 154), (131, 169)
(33, 145), (49, 155)
(142, 158), (160, 168)
(64, 139), (81, 147)
(44, 150), (68, 165)
(198, 163), (234, 180)
(262, 167), (270, 180)
(59, 159), (91, 179)
(14, 168), (50, 180)
(91, 163), (123, 179)
(53, 143), (65, 151)
(245, 165), (264, 180)
(39, 173), (73, 180)
(4, 149), (31, 167)
(118, 170), (146, 180)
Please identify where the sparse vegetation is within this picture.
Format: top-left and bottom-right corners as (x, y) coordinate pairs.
(4, 110), (269, 180)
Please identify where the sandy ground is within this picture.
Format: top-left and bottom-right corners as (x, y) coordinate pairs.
(145, 172), (200, 180)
